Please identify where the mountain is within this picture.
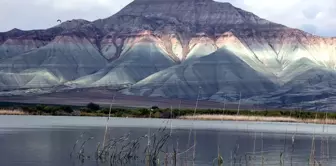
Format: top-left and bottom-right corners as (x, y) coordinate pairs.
(65, 40), (176, 88)
(122, 47), (278, 99)
(1, 0), (336, 110)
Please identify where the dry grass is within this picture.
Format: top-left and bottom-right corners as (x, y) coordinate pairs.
(179, 114), (336, 125)
(79, 112), (105, 117)
(0, 109), (27, 115)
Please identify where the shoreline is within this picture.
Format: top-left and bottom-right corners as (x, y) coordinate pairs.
(179, 114), (334, 125)
(1, 109), (334, 125)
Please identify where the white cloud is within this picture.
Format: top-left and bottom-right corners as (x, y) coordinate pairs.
(0, 0), (335, 36)
(0, 0), (131, 31)
(242, 0), (301, 10)
(217, 0), (336, 36)
(41, 0), (126, 11)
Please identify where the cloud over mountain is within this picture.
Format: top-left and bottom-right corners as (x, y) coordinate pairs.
(1, 0), (336, 36)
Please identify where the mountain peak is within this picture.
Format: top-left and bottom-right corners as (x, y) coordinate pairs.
(55, 19), (90, 30)
(105, 0), (278, 36)
(8, 28), (23, 32)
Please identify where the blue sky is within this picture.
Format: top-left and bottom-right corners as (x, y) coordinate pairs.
(1, 0), (335, 37)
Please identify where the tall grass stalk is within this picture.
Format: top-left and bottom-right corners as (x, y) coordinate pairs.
(178, 100), (181, 117)
(230, 151), (233, 166)
(280, 152), (284, 166)
(173, 148), (177, 166)
(214, 93), (225, 166)
(309, 104), (318, 165)
(326, 98), (330, 161)
(294, 102), (302, 138)
(326, 112), (330, 161)
(253, 132), (256, 162)
(147, 110), (152, 146)
(193, 130), (196, 161)
(231, 92), (241, 165)
(187, 86), (201, 163)
(261, 132), (264, 166)
(70, 132), (86, 158)
(222, 94), (226, 124)
(320, 111), (329, 164)
(174, 138), (179, 166)
(283, 107), (293, 162)
(309, 134), (316, 166)
(102, 94), (116, 148)
(236, 92), (241, 116)
(170, 106), (173, 136)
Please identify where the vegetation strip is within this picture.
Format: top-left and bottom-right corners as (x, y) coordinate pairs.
(0, 102), (335, 124)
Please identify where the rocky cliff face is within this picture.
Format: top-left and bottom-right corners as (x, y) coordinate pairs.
(93, 0), (286, 61)
(1, 0), (336, 110)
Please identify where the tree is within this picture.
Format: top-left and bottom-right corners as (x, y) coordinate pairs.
(87, 102), (100, 111)
(151, 106), (159, 110)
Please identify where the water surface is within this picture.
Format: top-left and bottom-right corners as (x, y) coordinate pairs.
(0, 116), (336, 166)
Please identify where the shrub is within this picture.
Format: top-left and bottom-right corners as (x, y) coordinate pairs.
(36, 105), (46, 111)
(138, 108), (150, 116)
(151, 106), (159, 110)
(265, 111), (282, 117)
(87, 102), (100, 111)
(152, 111), (161, 118)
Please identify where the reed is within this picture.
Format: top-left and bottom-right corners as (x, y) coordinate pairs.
(69, 125), (201, 166)
(309, 105), (318, 166)
(212, 153), (223, 166)
(70, 128), (168, 165)
(102, 94), (116, 148)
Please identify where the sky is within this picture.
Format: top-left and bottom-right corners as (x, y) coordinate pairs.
(1, 0), (335, 37)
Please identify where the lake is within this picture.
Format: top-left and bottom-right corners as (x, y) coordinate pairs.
(1, 116), (336, 166)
